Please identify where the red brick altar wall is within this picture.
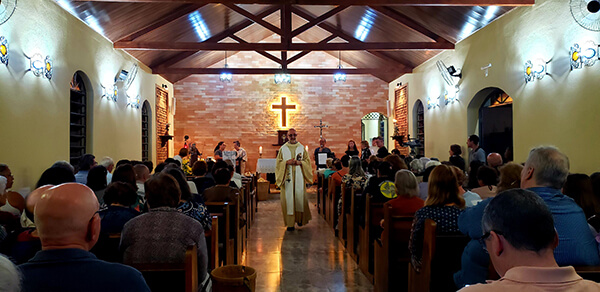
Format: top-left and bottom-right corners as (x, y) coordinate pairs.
(394, 86), (409, 156)
(173, 53), (389, 173)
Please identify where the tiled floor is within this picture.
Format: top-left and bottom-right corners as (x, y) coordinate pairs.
(243, 187), (374, 292)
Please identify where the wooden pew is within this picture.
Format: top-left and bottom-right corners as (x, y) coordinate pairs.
(338, 182), (349, 247)
(91, 232), (122, 263)
(346, 187), (361, 261)
(358, 194), (385, 283)
(317, 172), (324, 216)
(130, 245), (198, 292)
(574, 266), (600, 282)
(327, 177), (341, 234)
(374, 205), (413, 292)
(205, 201), (241, 266)
(204, 216), (219, 270)
(322, 174), (330, 221)
(407, 219), (469, 292)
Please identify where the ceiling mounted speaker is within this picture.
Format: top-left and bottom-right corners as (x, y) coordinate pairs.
(571, 0), (600, 31)
(0, 0), (17, 26)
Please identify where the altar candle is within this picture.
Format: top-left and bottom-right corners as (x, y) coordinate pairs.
(305, 145), (309, 153)
(259, 146), (263, 154)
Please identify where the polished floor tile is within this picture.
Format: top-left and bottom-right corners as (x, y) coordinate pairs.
(244, 187), (374, 292)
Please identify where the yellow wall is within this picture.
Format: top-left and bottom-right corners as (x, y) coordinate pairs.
(0, 0), (173, 191)
(389, 0), (600, 175)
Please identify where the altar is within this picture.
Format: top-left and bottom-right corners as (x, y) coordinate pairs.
(256, 158), (277, 173)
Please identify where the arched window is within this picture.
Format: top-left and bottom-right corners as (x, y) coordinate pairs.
(69, 72), (89, 165)
(142, 101), (151, 161)
(414, 100), (425, 155)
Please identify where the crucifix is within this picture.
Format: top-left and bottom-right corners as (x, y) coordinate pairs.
(314, 119), (329, 139)
(271, 97), (296, 128)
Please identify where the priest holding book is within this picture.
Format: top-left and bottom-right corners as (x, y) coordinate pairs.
(276, 128), (313, 231)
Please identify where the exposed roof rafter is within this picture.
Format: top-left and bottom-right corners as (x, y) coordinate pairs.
(73, 0), (535, 6)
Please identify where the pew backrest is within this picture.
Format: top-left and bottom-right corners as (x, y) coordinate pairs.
(130, 245), (198, 292)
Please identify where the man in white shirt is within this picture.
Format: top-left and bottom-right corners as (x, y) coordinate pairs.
(233, 141), (248, 175)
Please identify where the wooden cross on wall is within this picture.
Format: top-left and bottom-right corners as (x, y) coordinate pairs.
(314, 119), (329, 139)
(272, 97), (296, 128)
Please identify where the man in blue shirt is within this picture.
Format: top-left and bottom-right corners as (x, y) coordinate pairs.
(467, 135), (486, 166)
(520, 146), (599, 266)
(19, 183), (149, 292)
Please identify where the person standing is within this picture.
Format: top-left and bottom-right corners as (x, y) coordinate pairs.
(276, 129), (313, 231)
(467, 135), (486, 165)
(313, 138), (333, 169)
(375, 137), (389, 159)
(214, 142), (226, 161)
(233, 141), (247, 174)
(345, 140), (360, 157)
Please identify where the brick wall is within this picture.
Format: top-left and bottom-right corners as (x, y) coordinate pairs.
(394, 86), (409, 156)
(156, 87), (169, 163)
(173, 51), (389, 172)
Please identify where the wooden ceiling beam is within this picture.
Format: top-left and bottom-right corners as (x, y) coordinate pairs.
(290, 5), (349, 38)
(73, 0), (535, 6)
(224, 3), (282, 35)
(115, 41), (454, 51)
(117, 4), (206, 42)
(229, 35), (282, 65)
(287, 34), (338, 65)
(152, 67), (404, 74)
(291, 6), (360, 44)
(369, 6), (452, 43)
(281, 4), (292, 69)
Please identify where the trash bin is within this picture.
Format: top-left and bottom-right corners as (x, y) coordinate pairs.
(257, 180), (269, 201)
(211, 265), (256, 292)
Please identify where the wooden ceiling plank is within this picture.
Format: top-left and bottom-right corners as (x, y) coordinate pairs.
(229, 35), (282, 65)
(287, 33), (338, 64)
(369, 6), (452, 43)
(224, 3), (282, 35)
(367, 50), (411, 72)
(117, 4), (206, 42)
(115, 41), (455, 51)
(152, 67), (398, 74)
(73, 0), (535, 7)
(290, 5), (349, 38)
(151, 5), (279, 69)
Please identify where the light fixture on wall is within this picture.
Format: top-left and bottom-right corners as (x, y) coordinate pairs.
(220, 51), (232, 82)
(127, 94), (140, 109)
(27, 53), (53, 80)
(0, 36), (8, 65)
(427, 96), (440, 109)
(274, 72), (291, 84)
(333, 51), (346, 83)
(570, 41), (599, 70)
(101, 84), (118, 102)
(444, 89), (459, 105)
(524, 59), (548, 83)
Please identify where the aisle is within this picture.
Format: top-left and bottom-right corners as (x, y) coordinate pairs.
(243, 186), (374, 292)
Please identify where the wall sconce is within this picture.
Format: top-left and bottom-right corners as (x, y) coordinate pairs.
(274, 73), (291, 84)
(427, 96), (440, 109)
(127, 94), (140, 109)
(0, 36), (8, 66)
(524, 59), (548, 83)
(27, 54), (53, 80)
(444, 89), (459, 105)
(101, 84), (118, 102)
(570, 42), (599, 70)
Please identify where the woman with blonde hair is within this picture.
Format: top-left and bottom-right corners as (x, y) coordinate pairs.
(386, 169), (424, 216)
(409, 165), (465, 271)
(496, 162), (523, 193)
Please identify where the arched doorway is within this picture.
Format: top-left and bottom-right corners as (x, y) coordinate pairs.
(142, 100), (152, 162)
(361, 112), (388, 148)
(69, 71), (93, 166)
(467, 87), (513, 159)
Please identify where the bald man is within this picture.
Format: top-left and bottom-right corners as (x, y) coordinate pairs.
(487, 152), (503, 170)
(18, 183), (149, 292)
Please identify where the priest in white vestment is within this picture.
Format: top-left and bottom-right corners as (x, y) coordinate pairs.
(275, 129), (313, 230)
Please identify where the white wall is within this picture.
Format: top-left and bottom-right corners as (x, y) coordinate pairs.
(389, 0), (600, 174)
(0, 0), (173, 191)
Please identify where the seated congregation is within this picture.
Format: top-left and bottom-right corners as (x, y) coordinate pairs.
(317, 135), (600, 291)
(0, 151), (255, 291)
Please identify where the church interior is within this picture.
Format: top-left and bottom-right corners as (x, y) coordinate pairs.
(2, 0), (600, 291)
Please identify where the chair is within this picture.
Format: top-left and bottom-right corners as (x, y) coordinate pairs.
(130, 245), (198, 292)
(408, 219), (469, 292)
(374, 205), (413, 292)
